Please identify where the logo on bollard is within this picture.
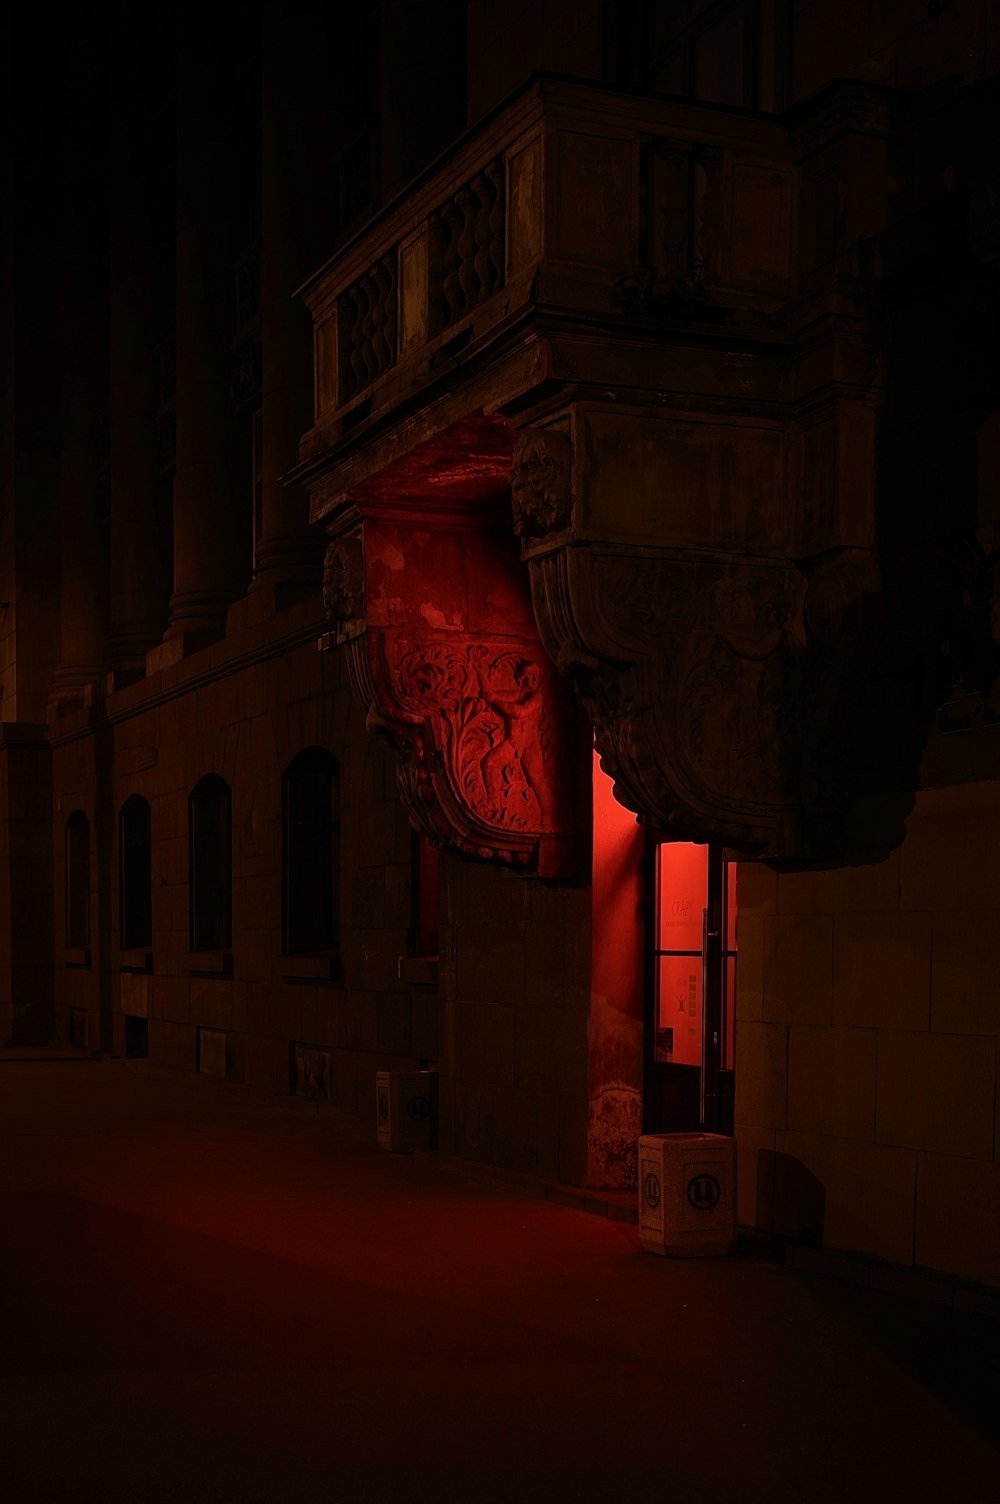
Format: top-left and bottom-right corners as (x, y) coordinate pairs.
(643, 1172), (661, 1209)
(405, 1095), (430, 1121)
(685, 1173), (722, 1211)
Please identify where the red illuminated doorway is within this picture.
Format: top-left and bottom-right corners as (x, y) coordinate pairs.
(645, 840), (737, 1135)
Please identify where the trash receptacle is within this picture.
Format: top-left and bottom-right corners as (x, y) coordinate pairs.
(376, 1070), (436, 1152)
(638, 1132), (736, 1257)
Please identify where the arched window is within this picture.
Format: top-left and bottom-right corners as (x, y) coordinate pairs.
(189, 774), (232, 951)
(65, 811), (91, 950)
(119, 795), (152, 950)
(282, 748), (340, 954)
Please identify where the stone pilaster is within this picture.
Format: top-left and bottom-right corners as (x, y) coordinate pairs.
(106, 11), (174, 682)
(165, 11), (252, 646)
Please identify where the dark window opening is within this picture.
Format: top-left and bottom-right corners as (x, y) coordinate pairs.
(282, 747), (340, 954)
(119, 795), (152, 950)
(65, 811), (91, 950)
(189, 774), (233, 951)
(124, 1014), (149, 1059)
(620, 0), (783, 113)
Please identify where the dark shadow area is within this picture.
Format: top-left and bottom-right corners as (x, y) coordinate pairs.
(123, 1015), (149, 1059)
(756, 1150), (826, 1244)
(803, 1276), (1000, 1457)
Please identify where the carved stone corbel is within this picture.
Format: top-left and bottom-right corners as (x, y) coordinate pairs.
(530, 545), (808, 853)
(321, 534), (366, 644)
(514, 406), (966, 861)
(325, 512), (577, 877)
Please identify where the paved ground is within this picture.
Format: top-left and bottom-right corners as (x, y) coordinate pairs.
(1, 1053), (997, 1504)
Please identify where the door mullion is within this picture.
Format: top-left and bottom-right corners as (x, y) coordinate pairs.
(701, 842), (724, 1130)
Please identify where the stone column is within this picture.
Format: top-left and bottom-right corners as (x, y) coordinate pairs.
(165, 11), (251, 646)
(49, 34), (110, 718)
(249, 1), (332, 606)
(106, 12), (174, 683)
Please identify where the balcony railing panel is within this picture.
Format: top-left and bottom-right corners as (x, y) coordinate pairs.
(302, 80), (793, 442)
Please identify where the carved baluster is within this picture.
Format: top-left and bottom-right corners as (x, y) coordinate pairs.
(472, 171), (494, 301)
(341, 286), (364, 399)
(455, 187), (479, 313)
(440, 197), (464, 324)
(379, 252), (398, 372)
(485, 158), (504, 293)
(369, 257), (391, 377)
(357, 272), (377, 388)
(428, 209), (449, 334)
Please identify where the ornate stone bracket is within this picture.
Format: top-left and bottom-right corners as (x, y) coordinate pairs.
(529, 544), (809, 853)
(326, 513), (577, 877)
(517, 416), (978, 862)
(321, 535), (366, 644)
(528, 540), (940, 860)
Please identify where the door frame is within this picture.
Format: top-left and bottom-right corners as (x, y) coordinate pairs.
(643, 833), (736, 1135)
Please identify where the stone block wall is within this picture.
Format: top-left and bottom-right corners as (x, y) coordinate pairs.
(439, 853), (591, 1184)
(466, 0), (605, 126)
(790, 0), (996, 104)
(736, 782), (1000, 1287)
(49, 599), (432, 1128)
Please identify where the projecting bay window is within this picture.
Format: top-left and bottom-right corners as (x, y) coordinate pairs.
(622, 0), (785, 113)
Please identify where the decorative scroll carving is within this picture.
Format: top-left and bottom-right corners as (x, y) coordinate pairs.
(529, 540), (933, 859)
(322, 535), (365, 644)
(326, 504), (577, 878)
(347, 629), (573, 875)
(511, 429), (572, 540)
(393, 642), (549, 831)
(531, 526), (981, 860)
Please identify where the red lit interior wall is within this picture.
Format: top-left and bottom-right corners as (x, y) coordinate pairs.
(655, 842), (708, 1067)
(587, 750), (645, 1187)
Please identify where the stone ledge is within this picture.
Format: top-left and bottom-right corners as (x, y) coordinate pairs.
(783, 1239), (1000, 1318)
(397, 955), (439, 986)
(280, 953), (340, 982)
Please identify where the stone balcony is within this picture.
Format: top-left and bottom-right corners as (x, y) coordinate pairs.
(299, 76), (797, 499)
(295, 76), (991, 865)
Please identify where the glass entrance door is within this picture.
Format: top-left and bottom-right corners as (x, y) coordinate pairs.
(645, 840), (737, 1134)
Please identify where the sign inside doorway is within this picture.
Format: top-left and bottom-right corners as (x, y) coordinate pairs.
(652, 842), (737, 1074)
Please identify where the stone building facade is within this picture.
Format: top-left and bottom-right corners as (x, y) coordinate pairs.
(3, 1), (999, 1291)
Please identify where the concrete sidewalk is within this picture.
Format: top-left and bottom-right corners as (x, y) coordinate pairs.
(1, 1056), (997, 1504)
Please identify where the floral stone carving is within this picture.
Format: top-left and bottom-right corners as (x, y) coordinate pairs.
(322, 534), (366, 643)
(331, 515), (577, 877)
(510, 428), (572, 540)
